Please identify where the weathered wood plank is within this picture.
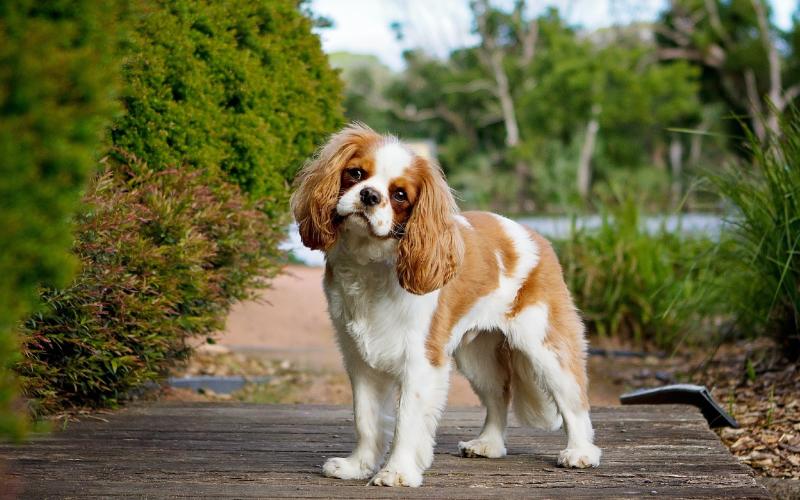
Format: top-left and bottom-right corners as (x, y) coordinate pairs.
(0, 404), (769, 499)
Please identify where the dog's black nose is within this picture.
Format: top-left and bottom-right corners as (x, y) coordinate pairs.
(360, 187), (381, 207)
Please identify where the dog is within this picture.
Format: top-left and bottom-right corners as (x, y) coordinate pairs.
(290, 123), (601, 487)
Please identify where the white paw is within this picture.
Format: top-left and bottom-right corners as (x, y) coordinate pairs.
(322, 456), (374, 480)
(370, 466), (423, 487)
(458, 438), (507, 458)
(557, 445), (601, 468)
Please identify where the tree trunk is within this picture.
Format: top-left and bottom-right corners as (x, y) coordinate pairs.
(577, 104), (601, 200)
(751, 0), (782, 138)
(513, 160), (536, 213)
(474, 0), (529, 213)
(669, 133), (684, 207)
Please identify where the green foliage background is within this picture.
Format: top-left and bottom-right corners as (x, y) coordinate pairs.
(0, 0), (123, 439)
(2, 0), (343, 429)
(112, 0), (343, 215)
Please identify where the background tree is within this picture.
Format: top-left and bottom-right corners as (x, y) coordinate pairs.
(657, 0), (800, 142)
(348, 1), (702, 213)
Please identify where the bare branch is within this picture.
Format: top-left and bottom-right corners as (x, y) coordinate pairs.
(473, 0), (521, 147)
(386, 101), (479, 146)
(656, 46), (725, 67)
(652, 24), (692, 47)
(655, 47), (698, 61)
(577, 104), (601, 199)
(783, 83), (800, 104)
(520, 17), (539, 67)
(442, 79), (497, 96)
(745, 69), (767, 142)
(751, 0), (782, 134)
(704, 0), (733, 48)
(388, 104), (439, 122)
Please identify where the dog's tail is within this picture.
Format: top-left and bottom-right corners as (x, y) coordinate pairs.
(509, 349), (563, 431)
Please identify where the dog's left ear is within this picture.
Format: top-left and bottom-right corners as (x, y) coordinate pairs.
(397, 159), (465, 295)
(291, 124), (379, 251)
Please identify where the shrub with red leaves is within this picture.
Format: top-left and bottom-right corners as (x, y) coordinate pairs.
(17, 155), (282, 415)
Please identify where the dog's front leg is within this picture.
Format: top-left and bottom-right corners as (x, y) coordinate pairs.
(371, 362), (450, 487)
(323, 333), (395, 480)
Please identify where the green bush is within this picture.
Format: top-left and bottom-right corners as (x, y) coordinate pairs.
(710, 114), (800, 359)
(0, 0), (122, 439)
(18, 155), (281, 414)
(15, 0), (343, 415)
(557, 197), (719, 350)
(111, 0), (343, 216)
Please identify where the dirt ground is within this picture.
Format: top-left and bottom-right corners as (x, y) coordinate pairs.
(217, 265), (624, 407)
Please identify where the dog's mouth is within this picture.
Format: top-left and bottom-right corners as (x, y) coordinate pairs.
(337, 211), (402, 240)
(338, 211), (370, 226)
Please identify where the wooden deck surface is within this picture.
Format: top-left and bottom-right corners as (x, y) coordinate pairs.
(1, 403), (769, 499)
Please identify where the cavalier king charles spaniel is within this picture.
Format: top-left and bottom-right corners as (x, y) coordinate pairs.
(291, 123), (601, 487)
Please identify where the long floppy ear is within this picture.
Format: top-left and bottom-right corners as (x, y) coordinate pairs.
(397, 159), (465, 295)
(291, 123), (379, 251)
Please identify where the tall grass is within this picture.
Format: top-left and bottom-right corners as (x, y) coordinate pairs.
(557, 196), (720, 350)
(709, 114), (800, 359)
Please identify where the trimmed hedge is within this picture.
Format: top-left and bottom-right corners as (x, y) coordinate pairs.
(19, 155), (282, 414)
(16, 0), (343, 415)
(0, 0), (122, 439)
(112, 0), (343, 216)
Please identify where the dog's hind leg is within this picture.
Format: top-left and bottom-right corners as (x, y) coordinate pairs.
(507, 303), (601, 468)
(453, 330), (511, 458)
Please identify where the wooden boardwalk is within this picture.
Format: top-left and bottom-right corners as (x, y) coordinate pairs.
(1, 403), (769, 498)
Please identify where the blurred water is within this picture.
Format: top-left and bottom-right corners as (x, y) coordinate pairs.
(516, 213), (724, 240)
(282, 214), (724, 267)
(281, 223), (326, 267)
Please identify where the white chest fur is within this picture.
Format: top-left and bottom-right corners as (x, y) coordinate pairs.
(324, 226), (439, 375)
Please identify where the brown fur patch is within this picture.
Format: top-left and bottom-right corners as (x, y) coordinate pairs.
(291, 124), (383, 251)
(424, 212), (518, 366)
(396, 158), (464, 295)
(508, 231), (589, 409)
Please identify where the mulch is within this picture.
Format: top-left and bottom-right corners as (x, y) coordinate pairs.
(599, 338), (799, 481)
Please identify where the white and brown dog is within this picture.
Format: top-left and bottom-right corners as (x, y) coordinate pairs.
(291, 124), (600, 487)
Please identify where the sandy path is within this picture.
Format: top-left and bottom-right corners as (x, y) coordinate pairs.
(219, 265), (619, 407)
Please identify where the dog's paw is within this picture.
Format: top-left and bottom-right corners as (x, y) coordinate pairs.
(322, 456), (374, 480)
(369, 466), (423, 487)
(557, 445), (601, 468)
(458, 438), (506, 458)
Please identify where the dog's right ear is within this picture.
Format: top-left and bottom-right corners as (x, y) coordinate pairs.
(290, 123), (379, 251)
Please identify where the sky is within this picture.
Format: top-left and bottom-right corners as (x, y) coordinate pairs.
(310, 0), (799, 71)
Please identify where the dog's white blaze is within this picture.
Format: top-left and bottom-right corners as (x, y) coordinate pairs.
(374, 141), (413, 181)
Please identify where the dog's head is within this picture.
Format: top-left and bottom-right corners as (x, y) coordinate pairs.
(291, 123), (464, 295)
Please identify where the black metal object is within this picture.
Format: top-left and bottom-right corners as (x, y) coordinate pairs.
(620, 384), (739, 428)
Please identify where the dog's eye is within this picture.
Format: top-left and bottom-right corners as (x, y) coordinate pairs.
(347, 168), (365, 181)
(392, 189), (407, 203)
